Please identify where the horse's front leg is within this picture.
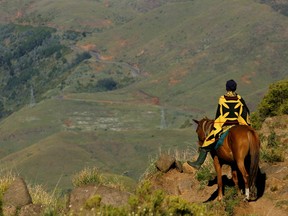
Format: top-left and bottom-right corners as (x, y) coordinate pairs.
(213, 156), (223, 201)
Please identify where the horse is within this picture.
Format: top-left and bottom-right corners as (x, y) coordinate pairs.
(193, 117), (260, 201)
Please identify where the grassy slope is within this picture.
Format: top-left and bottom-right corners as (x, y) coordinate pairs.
(0, 0), (288, 190)
(0, 95), (194, 190)
(79, 0), (288, 113)
(0, 0), (137, 29)
(1, 0), (287, 113)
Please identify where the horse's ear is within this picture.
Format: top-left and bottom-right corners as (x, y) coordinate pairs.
(193, 119), (199, 124)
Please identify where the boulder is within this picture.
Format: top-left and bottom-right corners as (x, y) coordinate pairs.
(2, 177), (32, 209)
(155, 154), (176, 172)
(182, 162), (197, 174)
(18, 204), (44, 216)
(68, 184), (130, 213)
(2, 205), (17, 216)
(175, 160), (183, 173)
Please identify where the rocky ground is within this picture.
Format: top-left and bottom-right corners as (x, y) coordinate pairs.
(150, 160), (288, 216)
(150, 115), (288, 216)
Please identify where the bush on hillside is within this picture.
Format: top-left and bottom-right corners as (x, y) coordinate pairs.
(196, 161), (215, 189)
(63, 30), (83, 41)
(76, 77), (118, 93)
(96, 78), (118, 91)
(69, 52), (92, 68)
(72, 167), (102, 187)
(251, 79), (288, 129)
(0, 171), (17, 197)
(260, 130), (285, 163)
(128, 180), (213, 216)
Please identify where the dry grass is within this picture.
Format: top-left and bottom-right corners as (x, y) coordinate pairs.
(28, 184), (57, 206)
(0, 171), (17, 196)
(72, 167), (102, 187)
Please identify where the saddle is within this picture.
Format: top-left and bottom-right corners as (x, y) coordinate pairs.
(214, 129), (230, 150)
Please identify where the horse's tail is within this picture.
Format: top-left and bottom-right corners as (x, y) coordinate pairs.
(248, 129), (260, 189)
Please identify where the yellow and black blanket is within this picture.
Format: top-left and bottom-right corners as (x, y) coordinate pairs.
(203, 93), (251, 147)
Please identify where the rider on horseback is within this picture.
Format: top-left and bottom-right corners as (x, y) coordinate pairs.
(188, 79), (251, 169)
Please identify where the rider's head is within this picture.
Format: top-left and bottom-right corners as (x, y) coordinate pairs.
(226, 79), (237, 92)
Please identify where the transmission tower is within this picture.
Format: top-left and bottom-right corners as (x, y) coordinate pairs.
(160, 107), (167, 129)
(30, 85), (35, 107)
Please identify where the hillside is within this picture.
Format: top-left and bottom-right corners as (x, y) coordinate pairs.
(76, 0), (288, 111)
(0, 0), (287, 191)
(0, 0), (287, 112)
(0, 94), (195, 190)
(1, 115), (287, 216)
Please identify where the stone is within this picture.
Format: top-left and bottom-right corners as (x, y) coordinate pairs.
(2, 205), (17, 216)
(68, 184), (130, 213)
(182, 162), (196, 174)
(18, 204), (44, 216)
(175, 160), (183, 173)
(155, 154), (176, 172)
(3, 177), (32, 209)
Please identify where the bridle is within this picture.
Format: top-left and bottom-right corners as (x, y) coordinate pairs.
(196, 119), (214, 145)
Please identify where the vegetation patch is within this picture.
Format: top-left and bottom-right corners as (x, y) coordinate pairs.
(260, 131), (285, 163)
(251, 79), (288, 129)
(196, 161), (215, 189)
(222, 187), (241, 216)
(128, 180), (213, 216)
(72, 167), (103, 187)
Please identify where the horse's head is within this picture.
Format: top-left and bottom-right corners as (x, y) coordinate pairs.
(193, 117), (213, 147)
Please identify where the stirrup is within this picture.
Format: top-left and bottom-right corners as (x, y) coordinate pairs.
(187, 161), (201, 170)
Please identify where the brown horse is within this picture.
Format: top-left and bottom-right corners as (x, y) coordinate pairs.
(193, 117), (260, 201)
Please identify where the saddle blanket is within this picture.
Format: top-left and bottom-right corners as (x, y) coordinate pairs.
(215, 129), (230, 150)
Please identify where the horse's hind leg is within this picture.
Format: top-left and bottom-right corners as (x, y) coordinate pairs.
(231, 167), (241, 196)
(237, 161), (249, 201)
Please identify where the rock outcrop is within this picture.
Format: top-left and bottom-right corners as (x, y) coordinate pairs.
(2, 177), (43, 216)
(68, 184), (131, 214)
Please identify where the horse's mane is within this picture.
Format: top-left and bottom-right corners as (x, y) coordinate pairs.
(202, 116), (213, 121)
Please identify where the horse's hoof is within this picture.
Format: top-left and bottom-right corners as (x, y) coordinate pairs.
(243, 197), (249, 202)
(249, 196), (257, 201)
(249, 192), (257, 201)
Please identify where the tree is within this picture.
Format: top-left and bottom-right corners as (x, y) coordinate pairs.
(96, 78), (118, 91)
(251, 79), (288, 128)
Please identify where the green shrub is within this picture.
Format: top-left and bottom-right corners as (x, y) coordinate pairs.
(72, 167), (102, 187)
(261, 148), (284, 163)
(85, 195), (102, 209)
(267, 130), (278, 148)
(166, 196), (212, 216)
(196, 161), (215, 189)
(260, 131), (285, 163)
(96, 78), (118, 91)
(0, 171), (17, 214)
(223, 186), (241, 216)
(29, 184), (56, 206)
(128, 180), (213, 216)
(252, 79), (288, 128)
(0, 171), (17, 198)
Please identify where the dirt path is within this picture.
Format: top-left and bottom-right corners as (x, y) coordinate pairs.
(150, 160), (288, 216)
(243, 198), (288, 216)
